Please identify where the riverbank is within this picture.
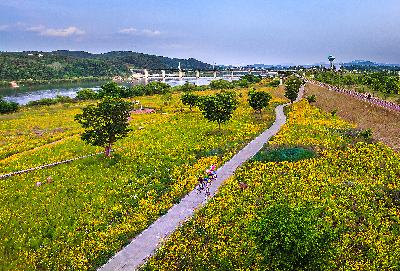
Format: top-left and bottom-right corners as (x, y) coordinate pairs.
(0, 77), (232, 105)
(0, 77), (110, 92)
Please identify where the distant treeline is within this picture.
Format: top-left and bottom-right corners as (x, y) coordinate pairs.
(0, 50), (212, 81)
(313, 71), (400, 95)
(0, 75), (272, 114)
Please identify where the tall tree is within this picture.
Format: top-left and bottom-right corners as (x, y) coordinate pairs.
(75, 97), (133, 156)
(181, 92), (199, 111)
(248, 89), (272, 113)
(285, 76), (303, 102)
(199, 91), (238, 129)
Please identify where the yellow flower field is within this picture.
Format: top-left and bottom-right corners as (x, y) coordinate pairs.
(0, 86), (285, 270)
(143, 100), (400, 270)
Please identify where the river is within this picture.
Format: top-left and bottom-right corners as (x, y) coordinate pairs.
(0, 78), (230, 105)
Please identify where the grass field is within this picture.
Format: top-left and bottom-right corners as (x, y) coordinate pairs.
(0, 86), (286, 270)
(142, 100), (400, 270)
(304, 83), (400, 151)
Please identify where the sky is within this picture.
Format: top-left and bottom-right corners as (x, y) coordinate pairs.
(0, 0), (399, 65)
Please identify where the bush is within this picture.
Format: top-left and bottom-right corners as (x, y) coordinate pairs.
(268, 79), (281, 87)
(250, 203), (335, 270)
(144, 81), (171, 95)
(252, 147), (315, 162)
(235, 79), (250, 88)
(76, 88), (98, 100)
(55, 95), (74, 103)
(241, 74), (262, 83)
(0, 97), (19, 113)
(128, 85), (147, 97)
(359, 128), (373, 141)
(209, 79), (234, 90)
(27, 98), (58, 106)
(180, 81), (197, 92)
(306, 94), (317, 103)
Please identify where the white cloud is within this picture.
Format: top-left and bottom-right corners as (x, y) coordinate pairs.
(118, 27), (138, 34)
(0, 24), (10, 31)
(141, 29), (161, 37)
(27, 25), (85, 37)
(118, 27), (161, 37)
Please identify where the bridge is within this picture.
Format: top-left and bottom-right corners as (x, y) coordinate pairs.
(127, 68), (280, 81)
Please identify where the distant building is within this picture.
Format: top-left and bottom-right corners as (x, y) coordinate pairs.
(10, 81), (19, 88)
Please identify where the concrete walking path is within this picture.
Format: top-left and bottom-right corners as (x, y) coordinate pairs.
(99, 87), (304, 271)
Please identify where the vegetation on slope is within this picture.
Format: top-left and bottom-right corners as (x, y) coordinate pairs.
(310, 70), (400, 101)
(304, 83), (400, 151)
(0, 50), (212, 82)
(142, 100), (400, 270)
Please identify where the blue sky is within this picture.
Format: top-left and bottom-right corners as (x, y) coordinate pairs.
(1, 0), (399, 65)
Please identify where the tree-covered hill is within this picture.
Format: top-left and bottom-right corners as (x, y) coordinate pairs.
(0, 51), (212, 81)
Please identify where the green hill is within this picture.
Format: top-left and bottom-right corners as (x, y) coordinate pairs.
(0, 51), (212, 81)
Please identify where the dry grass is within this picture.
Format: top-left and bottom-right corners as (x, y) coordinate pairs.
(305, 83), (400, 151)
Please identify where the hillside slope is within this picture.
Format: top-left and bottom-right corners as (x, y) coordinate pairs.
(0, 51), (212, 81)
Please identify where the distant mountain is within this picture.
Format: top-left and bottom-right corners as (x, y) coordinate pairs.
(342, 60), (400, 67)
(342, 60), (379, 66)
(0, 50), (212, 81)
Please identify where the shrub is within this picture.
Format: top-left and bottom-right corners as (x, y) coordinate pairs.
(0, 97), (19, 114)
(306, 94), (317, 103)
(268, 79), (281, 87)
(359, 128), (373, 141)
(128, 85), (147, 97)
(250, 203), (335, 270)
(180, 81), (197, 92)
(252, 147), (315, 162)
(55, 95), (74, 103)
(241, 74), (262, 83)
(144, 81), (171, 95)
(209, 79), (234, 90)
(76, 88), (98, 100)
(235, 79), (250, 88)
(27, 98), (58, 106)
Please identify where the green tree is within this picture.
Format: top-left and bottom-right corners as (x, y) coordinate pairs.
(180, 81), (197, 92)
(76, 88), (98, 100)
(248, 89), (272, 113)
(97, 82), (124, 98)
(250, 203), (335, 270)
(209, 79), (234, 90)
(241, 74), (262, 83)
(0, 97), (19, 114)
(181, 92), (199, 111)
(268, 78), (280, 87)
(144, 81), (171, 95)
(75, 97), (133, 157)
(285, 76), (303, 102)
(199, 91), (238, 129)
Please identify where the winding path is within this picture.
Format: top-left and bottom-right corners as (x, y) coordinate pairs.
(99, 87), (304, 271)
